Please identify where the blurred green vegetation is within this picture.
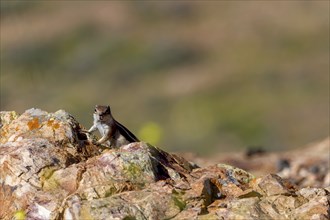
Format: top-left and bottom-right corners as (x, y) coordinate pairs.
(139, 121), (163, 146)
(0, 1), (329, 155)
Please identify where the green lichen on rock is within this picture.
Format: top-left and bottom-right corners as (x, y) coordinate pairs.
(39, 166), (59, 190)
(123, 163), (144, 182)
(172, 195), (186, 211)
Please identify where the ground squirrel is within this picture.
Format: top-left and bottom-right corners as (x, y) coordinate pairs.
(87, 105), (139, 148)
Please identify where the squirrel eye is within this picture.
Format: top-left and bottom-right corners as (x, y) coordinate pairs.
(94, 109), (97, 113)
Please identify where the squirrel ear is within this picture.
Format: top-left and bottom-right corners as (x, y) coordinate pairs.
(106, 106), (111, 114)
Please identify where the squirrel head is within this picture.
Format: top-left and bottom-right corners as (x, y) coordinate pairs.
(94, 105), (112, 122)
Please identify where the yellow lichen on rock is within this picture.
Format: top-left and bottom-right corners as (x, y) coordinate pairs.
(27, 118), (40, 130)
(47, 118), (60, 130)
(39, 167), (59, 190)
(13, 210), (26, 220)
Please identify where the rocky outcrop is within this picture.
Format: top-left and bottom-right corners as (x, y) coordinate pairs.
(183, 137), (330, 189)
(1, 109), (329, 220)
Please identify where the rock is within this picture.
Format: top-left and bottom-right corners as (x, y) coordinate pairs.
(294, 188), (329, 220)
(254, 174), (292, 196)
(0, 108), (329, 220)
(215, 182), (329, 220)
(0, 109), (100, 219)
(181, 137), (330, 188)
(63, 183), (185, 220)
(0, 111), (19, 129)
(277, 138), (330, 188)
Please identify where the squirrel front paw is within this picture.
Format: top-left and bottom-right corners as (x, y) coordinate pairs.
(80, 129), (90, 134)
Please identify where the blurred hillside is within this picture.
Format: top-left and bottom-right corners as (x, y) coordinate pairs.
(0, 1), (329, 155)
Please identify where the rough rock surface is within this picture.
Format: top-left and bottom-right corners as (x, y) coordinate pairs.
(1, 109), (329, 220)
(182, 137), (330, 188)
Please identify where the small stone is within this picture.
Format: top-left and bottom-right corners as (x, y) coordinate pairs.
(256, 174), (290, 196)
(297, 187), (328, 199)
